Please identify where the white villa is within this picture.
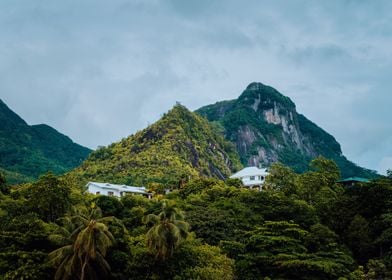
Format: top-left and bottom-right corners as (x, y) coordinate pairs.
(230, 166), (269, 190)
(86, 182), (152, 199)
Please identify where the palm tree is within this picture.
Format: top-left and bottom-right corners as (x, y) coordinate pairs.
(47, 215), (76, 279)
(144, 200), (189, 260)
(49, 205), (115, 280)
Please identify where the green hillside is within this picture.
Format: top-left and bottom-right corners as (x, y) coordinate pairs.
(72, 104), (242, 188)
(0, 99), (91, 184)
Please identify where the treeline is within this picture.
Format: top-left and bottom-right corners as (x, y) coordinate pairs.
(0, 157), (392, 279)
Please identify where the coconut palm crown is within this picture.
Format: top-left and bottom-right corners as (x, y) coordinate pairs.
(144, 200), (189, 260)
(48, 204), (115, 280)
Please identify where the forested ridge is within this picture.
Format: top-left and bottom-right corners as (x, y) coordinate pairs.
(1, 159), (392, 279)
(0, 99), (91, 184)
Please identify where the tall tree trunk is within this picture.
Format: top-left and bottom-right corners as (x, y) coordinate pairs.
(80, 254), (89, 280)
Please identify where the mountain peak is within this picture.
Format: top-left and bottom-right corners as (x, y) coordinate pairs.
(73, 105), (242, 187)
(165, 103), (195, 119)
(240, 82), (296, 110)
(246, 82), (266, 91)
(197, 83), (376, 178)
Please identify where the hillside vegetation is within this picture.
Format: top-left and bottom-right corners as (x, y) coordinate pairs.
(71, 104), (242, 189)
(1, 160), (391, 279)
(0, 99), (91, 184)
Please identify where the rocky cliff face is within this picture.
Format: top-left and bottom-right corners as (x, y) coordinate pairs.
(197, 82), (376, 178)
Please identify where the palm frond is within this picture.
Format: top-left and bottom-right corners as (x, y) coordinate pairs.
(48, 245), (73, 266)
(49, 206), (114, 279)
(144, 213), (159, 224)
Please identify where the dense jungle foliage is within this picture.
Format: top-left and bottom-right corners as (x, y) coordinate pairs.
(1, 158), (391, 279)
(0, 99), (91, 184)
(72, 104), (242, 189)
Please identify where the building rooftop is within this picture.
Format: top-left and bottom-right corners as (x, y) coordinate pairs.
(230, 166), (269, 179)
(337, 177), (370, 183)
(86, 181), (149, 194)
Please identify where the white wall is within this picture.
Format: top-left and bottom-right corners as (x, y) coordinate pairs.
(240, 175), (266, 187)
(87, 184), (121, 197)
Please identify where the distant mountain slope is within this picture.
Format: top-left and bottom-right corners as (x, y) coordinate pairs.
(197, 82), (377, 178)
(0, 99), (91, 184)
(71, 104), (242, 187)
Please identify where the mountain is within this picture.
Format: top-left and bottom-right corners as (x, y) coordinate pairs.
(196, 82), (377, 178)
(71, 104), (242, 188)
(0, 99), (91, 184)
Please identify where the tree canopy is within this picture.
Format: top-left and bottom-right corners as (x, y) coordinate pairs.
(0, 159), (391, 279)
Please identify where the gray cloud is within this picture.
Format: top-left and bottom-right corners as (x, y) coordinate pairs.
(0, 0), (391, 174)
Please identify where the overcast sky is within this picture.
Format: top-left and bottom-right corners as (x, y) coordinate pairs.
(1, 0), (391, 174)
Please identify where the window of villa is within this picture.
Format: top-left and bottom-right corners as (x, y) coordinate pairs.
(108, 191), (114, 196)
(96, 191), (100, 195)
(250, 176), (255, 180)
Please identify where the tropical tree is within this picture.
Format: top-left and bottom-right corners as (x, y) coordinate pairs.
(297, 157), (341, 206)
(144, 200), (189, 260)
(309, 156), (341, 184)
(26, 172), (72, 222)
(232, 221), (354, 279)
(264, 162), (298, 193)
(49, 205), (115, 280)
